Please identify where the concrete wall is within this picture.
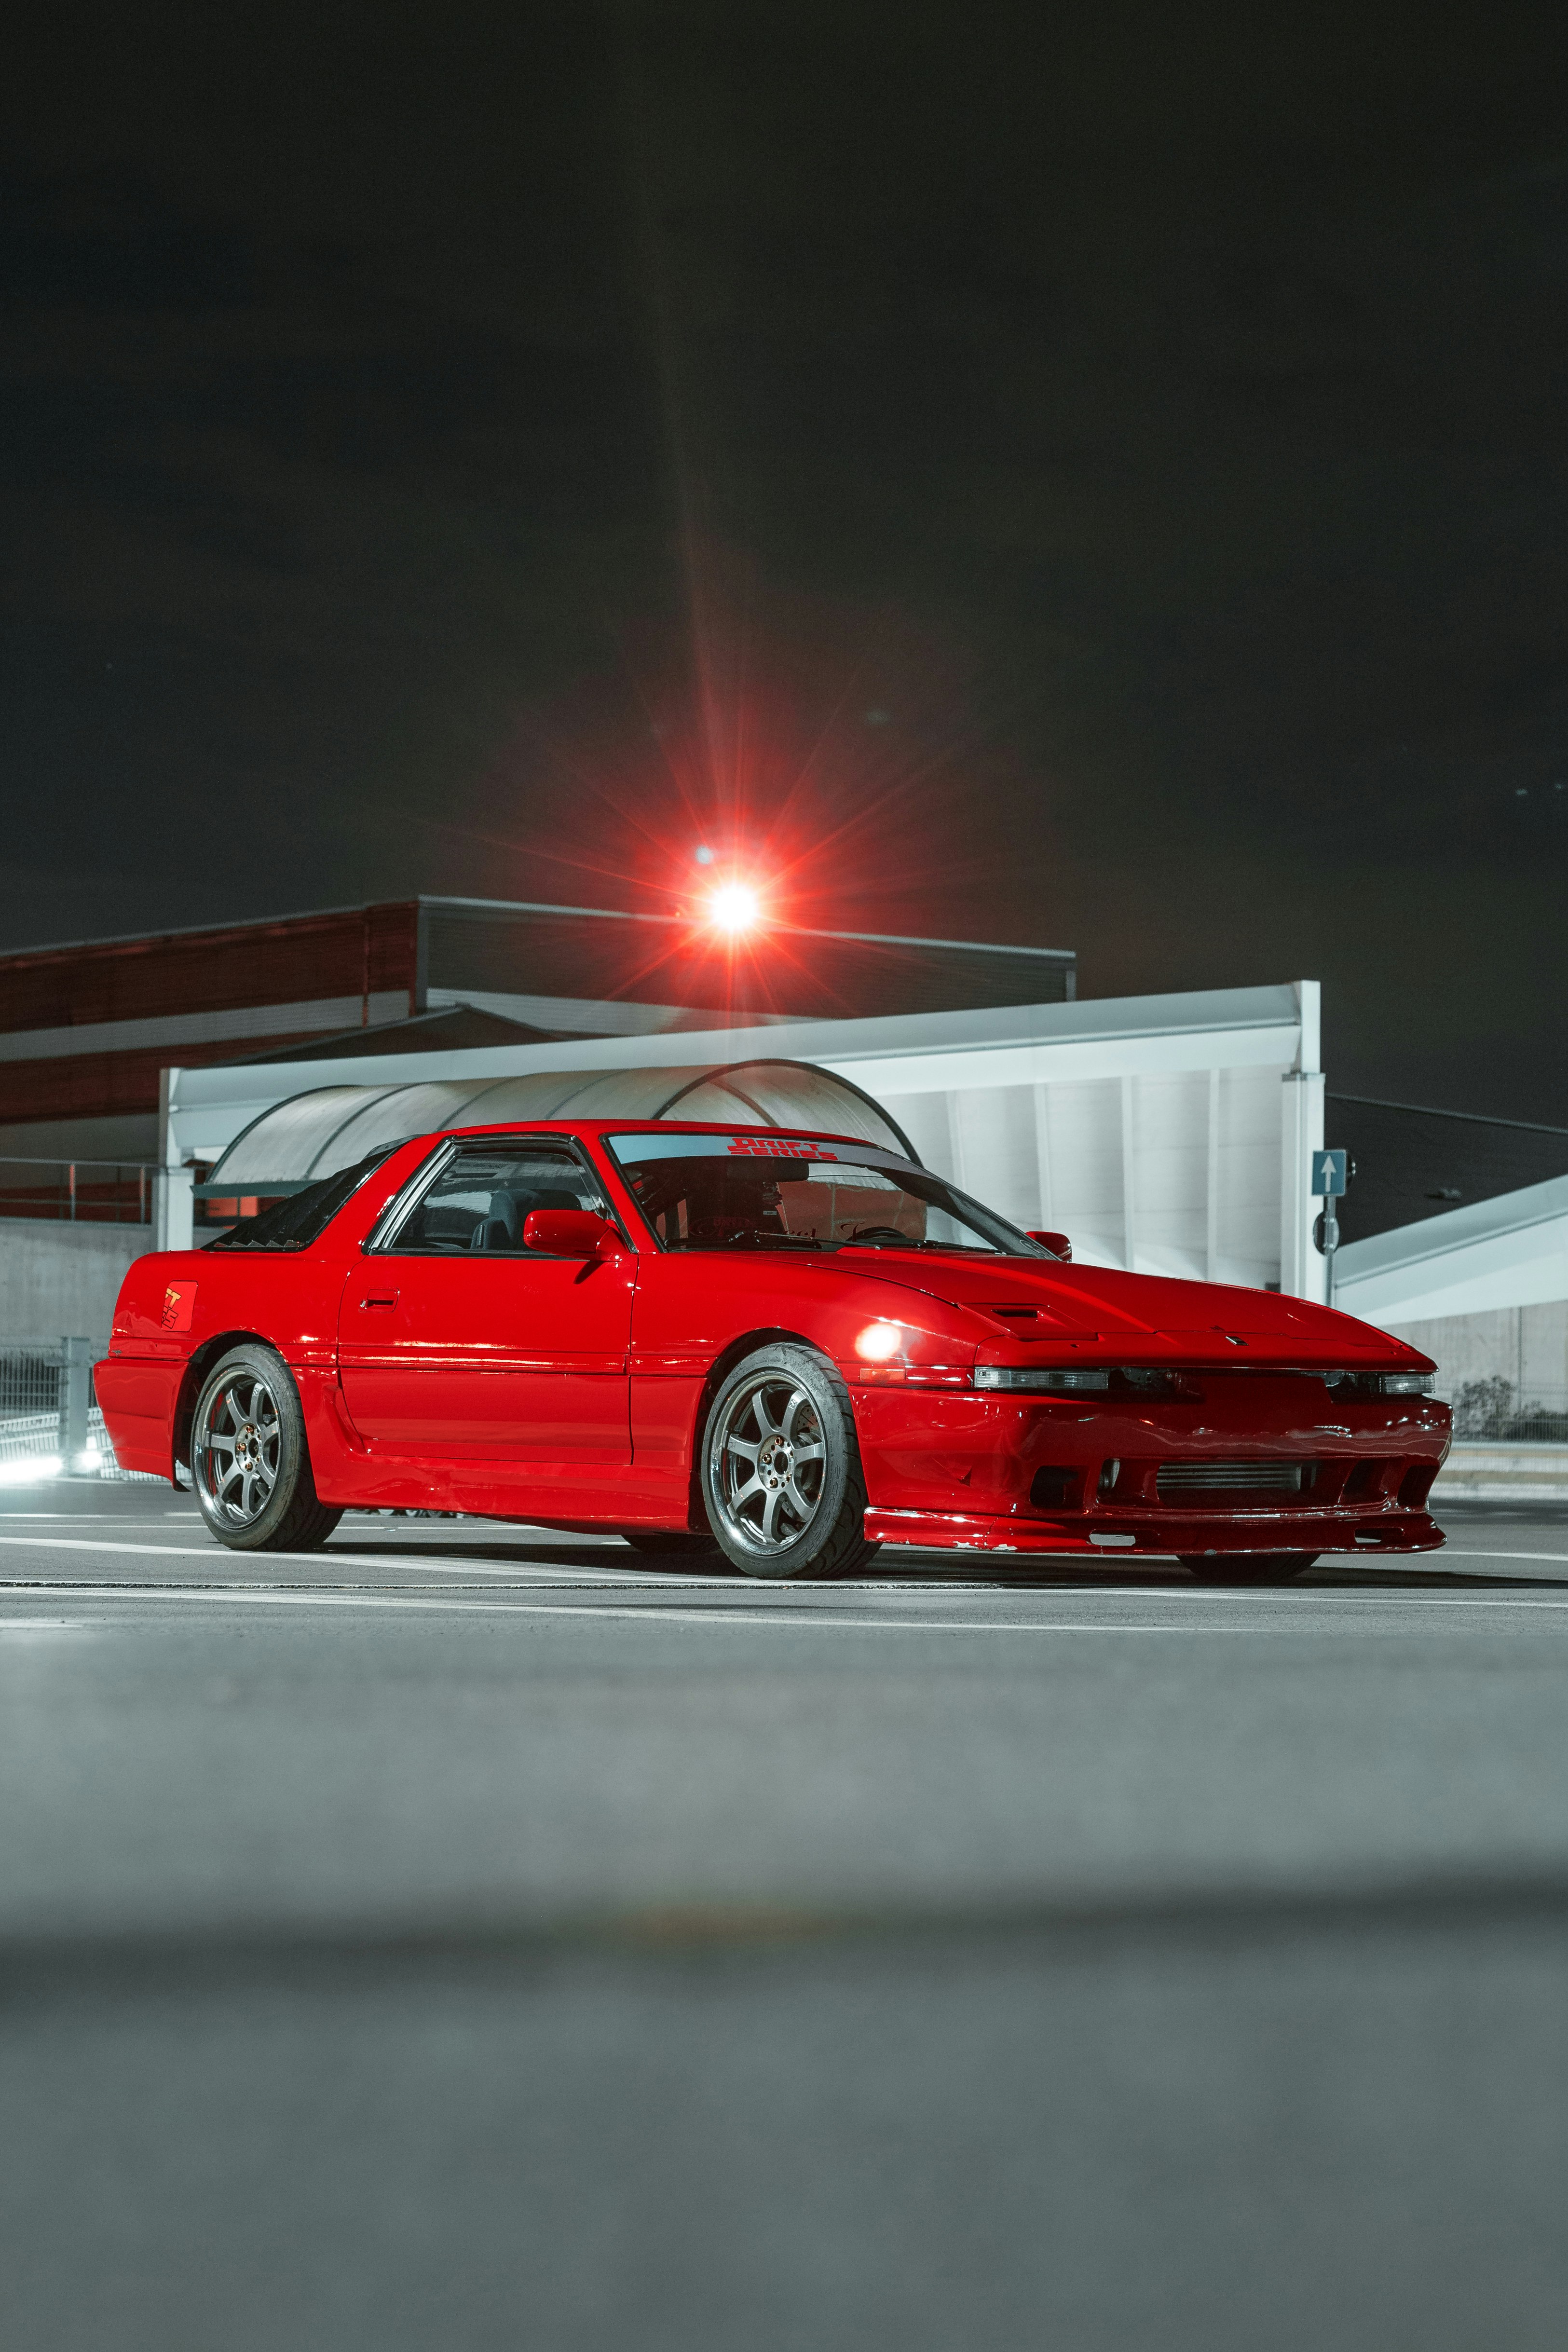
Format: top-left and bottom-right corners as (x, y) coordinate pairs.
(0, 1220), (151, 1343)
(1381, 1300), (1568, 1400)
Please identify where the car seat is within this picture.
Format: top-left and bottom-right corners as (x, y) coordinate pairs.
(469, 1186), (581, 1251)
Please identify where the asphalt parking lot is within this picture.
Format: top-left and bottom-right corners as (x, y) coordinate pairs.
(4, 1480), (1568, 2350)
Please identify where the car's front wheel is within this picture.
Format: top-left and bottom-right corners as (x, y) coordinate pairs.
(191, 1343), (342, 1552)
(701, 1344), (879, 1580)
(1179, 1552), (1318, 1586)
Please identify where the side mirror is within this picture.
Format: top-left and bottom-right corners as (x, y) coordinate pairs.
(1027, 1230), (1073, 1261)
(522, 1210), (623, 1258)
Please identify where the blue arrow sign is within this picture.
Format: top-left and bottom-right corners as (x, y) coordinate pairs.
(1312, 1148), (1348, 1198)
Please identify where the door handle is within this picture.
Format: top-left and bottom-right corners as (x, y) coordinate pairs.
(360, 1292), (398, 1310)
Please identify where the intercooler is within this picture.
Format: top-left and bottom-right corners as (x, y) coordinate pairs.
(1156, 1460), (1313, 1500)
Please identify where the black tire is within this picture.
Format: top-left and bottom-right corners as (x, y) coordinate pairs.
(700, 1343), (880, 1581)
(191, 1343), (342, 1553)
(621, 1530), (724, 1559)
(1179, 1552), (1318, 1586)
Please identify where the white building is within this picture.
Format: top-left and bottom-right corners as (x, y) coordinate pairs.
(163, 979), (1331, 1301)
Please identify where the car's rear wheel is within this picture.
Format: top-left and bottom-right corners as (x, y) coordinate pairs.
(701, 1344), (879, 1581)
(1179, 1552), (1318, 1586)
(191, 1343), (342, 1552)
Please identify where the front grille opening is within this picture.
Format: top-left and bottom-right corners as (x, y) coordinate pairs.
(1399, 1462), (1438, 1508)
(1342, 1459), (1391, 1503)
(1029, 1465), (1083, 1511)
(1156, 1460), (1314, 1501)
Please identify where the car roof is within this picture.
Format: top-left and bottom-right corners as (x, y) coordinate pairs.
(430, 1118), (880, 1147)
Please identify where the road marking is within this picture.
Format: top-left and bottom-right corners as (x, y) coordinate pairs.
(13, 1526), (1568, 1586)
(351, 1556), (1012, 1592)
(0, 1533), (681, 1580)
(6, 1583), (1568, 1637)
(0, 1533), (1176, 1596)
(330, 1553), (697, 1585)
(1437, 1549), (1568, 1567)
(0, 1534), (285, 1560)
(6, 1536), (1568, 1627)
(0, 1532), (1543, 1593)
(0, 1586), (1263, 1631)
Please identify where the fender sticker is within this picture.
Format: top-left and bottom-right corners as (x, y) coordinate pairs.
(161, 1283), (197, 1332)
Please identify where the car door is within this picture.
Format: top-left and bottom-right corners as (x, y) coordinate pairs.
(337, 1138), (634, 1463)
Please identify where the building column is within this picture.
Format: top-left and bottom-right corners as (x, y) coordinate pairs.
(157, 1165), (194, 1254)
(942, 1091), (968, 1194)
(1031, 1083), (1055, 1229)
(1279, 980), (1326, 1301)
(156, 1066), (194, 1252)
(1205, 1067), (1221, 1281)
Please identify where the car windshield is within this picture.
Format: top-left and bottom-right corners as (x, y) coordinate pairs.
(604, 1132), (1049, 1257)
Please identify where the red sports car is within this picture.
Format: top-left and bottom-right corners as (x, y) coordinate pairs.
(97, 1118), (1449, 1584)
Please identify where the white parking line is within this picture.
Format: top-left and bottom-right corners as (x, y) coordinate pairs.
(0, 1532), (1172, 1596)
(329, 1553), (702, 1585)
(0, 1532), (677, 1579)
(3, 1580), (1568, 1638)
(1436, 1549), (1568, 1567)
(0, 1585), (1263, 1632)
(6, 1536), (1568, 1627)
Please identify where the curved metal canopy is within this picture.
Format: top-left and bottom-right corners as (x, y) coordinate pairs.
(205, 1059), (917, 1190)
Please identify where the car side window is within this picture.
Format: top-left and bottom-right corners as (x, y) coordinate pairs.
(376, 1145), (611, 1256)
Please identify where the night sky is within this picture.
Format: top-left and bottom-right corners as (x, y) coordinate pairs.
(4, 4), (1568, 1117)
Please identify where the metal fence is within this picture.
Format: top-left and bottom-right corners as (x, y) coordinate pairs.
(0, 1157), (157, 1224)
(0, 1340), (163, 1482)
(1444, 1378), (1568, 1446)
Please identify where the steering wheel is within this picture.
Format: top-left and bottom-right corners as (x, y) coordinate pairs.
(848, 1225), (914, 1245)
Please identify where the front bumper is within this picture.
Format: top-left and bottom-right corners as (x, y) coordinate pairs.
(853, 1381), (1450, 1558)
(862, 1505), (1445, 1557)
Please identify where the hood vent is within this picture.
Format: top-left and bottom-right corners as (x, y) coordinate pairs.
(962, 1300), (1098, 1337)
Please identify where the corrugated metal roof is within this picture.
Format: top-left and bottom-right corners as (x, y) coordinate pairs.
(206, 1059), (917, 1188)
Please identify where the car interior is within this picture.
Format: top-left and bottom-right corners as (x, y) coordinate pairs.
(385, 1150), (608, 1255)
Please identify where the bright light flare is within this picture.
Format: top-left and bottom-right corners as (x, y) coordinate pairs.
(0, 1455), (61, 1485)
(707, 881), (763, 934)
(855, 1322), (903, 1363)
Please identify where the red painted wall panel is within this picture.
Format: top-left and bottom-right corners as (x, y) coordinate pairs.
(0, 903), (419, 1035)
(0, 1035), (341, 1127)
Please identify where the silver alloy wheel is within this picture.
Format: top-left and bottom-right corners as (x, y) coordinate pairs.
(711, 1372), (829, 1554)
(197, 1373), (282, 1528)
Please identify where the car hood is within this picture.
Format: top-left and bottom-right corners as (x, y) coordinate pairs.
(831, 1252), (1428, 1367)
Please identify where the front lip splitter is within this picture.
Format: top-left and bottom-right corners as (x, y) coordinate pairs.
(862, 1506), (1444, 1556)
